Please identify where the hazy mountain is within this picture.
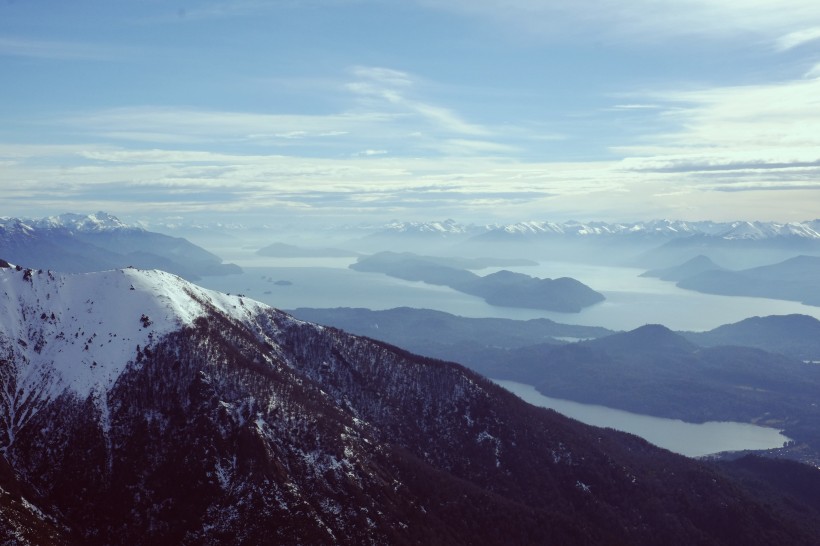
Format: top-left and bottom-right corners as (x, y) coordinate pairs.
(286, 307), (820, 465)
(0, 212), (241, 281)
(501, 325), (820, 462)
(684, 314), (820, 361)
(369, 218), (487, 237)
(323, 219), (813, 265)
(640, 254), (725, 281)
(288, 306), (612, 376)
(469, 219), (820, 242)
(3, 263), (820, 544)
(633, 234), (820, 270)
(676, 255), (820, 306)
(351, 252), (604, 312)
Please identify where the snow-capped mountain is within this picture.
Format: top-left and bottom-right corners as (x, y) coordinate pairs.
(717, 220), (820, 240)
(370, 218), (820, 240)
(0, 264), (263, 417)
(33, 211), (130, 232)
(2, 263), (820, 544)
(377, 218), (482, 235)
(0, 212), (241, 280)
(482, 219), (820, 240)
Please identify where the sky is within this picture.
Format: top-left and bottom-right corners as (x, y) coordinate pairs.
(2, 0), (820, 227)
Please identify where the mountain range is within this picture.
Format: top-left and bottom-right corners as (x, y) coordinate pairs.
(3, 262), (820, 544)
(351, 219), (820, 267)
(367, 219), (820, 240)
(0, 212), (241, 281)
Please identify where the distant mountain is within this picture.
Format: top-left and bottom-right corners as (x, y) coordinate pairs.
(640, 254), (724, 281)
(633, 233), (820, 270)
(367, 218), (820, 242)
(493, 325), (820, 466)
(288, 307), (820, 458)
(372, 218), (485, 236)
(286, 306), (820, 464)
(356, 219), (820, 265)
(457, 219), (820, 241)
(6, 264), (820, 543)
(0, 212), (241, 280)
(350, 251), (604, 312)
(684, 314), (820, 361)
(675, 255), (820, 306)
(255, 242), (359, 258)
(288, 306), (612, 377)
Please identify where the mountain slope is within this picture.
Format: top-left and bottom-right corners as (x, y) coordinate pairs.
(675, 255), (820, 306)
(0, 212), (241, 280)
(287, 306), (613, 381)
(640, 254), (724, 281)
(2, 263), (820, 544)
(495, 325), (820, 463)
(683, 314), (820, 361)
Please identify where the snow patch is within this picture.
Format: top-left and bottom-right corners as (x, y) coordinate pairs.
(0, 266), (275, 448)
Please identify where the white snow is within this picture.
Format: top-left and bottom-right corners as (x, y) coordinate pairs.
(0, 265), (273, 443)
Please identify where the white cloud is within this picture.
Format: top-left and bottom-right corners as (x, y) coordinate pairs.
(804, 62), (820, 79)
(618, 75), (820, 164)
(775, 26), (820, 51)
(4, 134), (818, 223)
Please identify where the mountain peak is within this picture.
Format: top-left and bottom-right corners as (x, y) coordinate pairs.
(37, 211), (131, 232)
(0, 266), (267, 403)
(589, 323), (698, 355)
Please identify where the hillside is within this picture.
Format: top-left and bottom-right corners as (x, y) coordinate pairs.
(288, 307), (820, 464)
(675, 255), (820, 306)
(2, 263), (820, 544)
(684, 314), (820, 361)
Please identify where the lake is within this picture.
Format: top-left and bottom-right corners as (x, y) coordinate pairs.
(197, 257), (820, 332)
(196, 255), (804, 456)
(493, 380), (791, 458)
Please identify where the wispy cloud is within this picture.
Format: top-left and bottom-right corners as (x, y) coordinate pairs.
(346, 66), (491, 136)
(54, 66), (511, 159)
(617, 74), (820, 165)
(60, 106), (397, 146)
(418, 0), (820, 46)
(0, 36), (122, 61)
(775, 26), (820, 51)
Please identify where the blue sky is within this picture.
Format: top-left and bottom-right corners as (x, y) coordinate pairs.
(2, 1), (820, 226)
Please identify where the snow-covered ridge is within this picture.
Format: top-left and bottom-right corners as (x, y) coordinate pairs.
(375, 219), (820, 240)
(378, 219), (484, 235)
(0, 264), (270, 404)
(32, 211), (131, 232)
(0, 212), (135, 237)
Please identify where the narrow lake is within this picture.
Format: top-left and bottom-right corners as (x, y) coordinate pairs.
(492, 379), (791, 458)
(198, 259), (820, 332)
